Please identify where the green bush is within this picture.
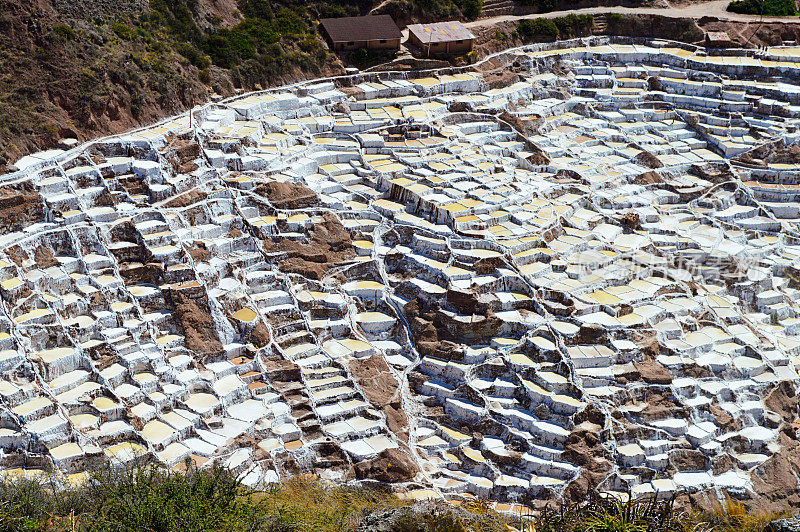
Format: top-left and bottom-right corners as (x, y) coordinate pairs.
(175, 42), (211, 69)
(0, 465), (259, 532)
(111, 22), (137, 40)
(517, 18), (559, 41)
(607, 13), (625, 33)
(81, 466), (258, 531)
(554, 13), (593, 38)
(149, 0), (202, 41)
(0, 469), (787, 532)
(375, 0), (480, 21)
(727, 0), (797, 15)
(238, 0), (275, 19)
(52, 23), (76, 41)
(313, 2), (360, 18)
(455, 0), (483, 19)
(0, 467), (413, 532)
(516, 13), (593, 41)
(534, 494), (684, 532)
(519, 0), (558, 13)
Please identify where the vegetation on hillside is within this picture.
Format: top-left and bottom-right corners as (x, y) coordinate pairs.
(0, 463), (790, 532)
(515, 0), (651, 15)
(727, 0), (798, 16)
(0, 0), (214, 172)
(605, 12), (704, 41)
(0, 465), (508, 532)
(515, 14), (594, 41)
(0, 0), (495, 173)
(147, 0), (334, 86)
(374, 0), (484, 24)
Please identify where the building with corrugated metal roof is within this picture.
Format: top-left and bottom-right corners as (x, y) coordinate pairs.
(319, 15), (402, 52)
(407, 20), (475, 56)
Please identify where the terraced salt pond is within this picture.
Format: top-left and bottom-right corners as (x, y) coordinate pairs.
(1, 36), (800, 509)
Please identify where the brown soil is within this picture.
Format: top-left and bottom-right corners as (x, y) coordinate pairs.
(711, 453), (736, 475)
(167, 285), (224, 356)
(119, 262), (165, 285)
(765, 381), (798, 425)
(634, 150), (664, 169)
(577, 324), (606, 344)
(90, 291), (108, 309)
(163, 189), (208, 209)
(629, 390), (687, 420)
(186, 242), (213, 262)
(0, 182), (46, 232)
(348, 355), (410, 443)
(620, 211), (642, 231)
(688, 163), (736, 185)
(446, 288), (480, 315)
(33, 246), (58, 269)
(6, 245), (28, 267)
(314, 441), (348, 470)
(264, 212), (355, 281)
(751, 431), (800, 510)
(669, 449), (710, 472)
(710, 402), (739, 432)
(403, 299), (463, 360)
(352, 448), (419, 483)
(737, 140), (800, 168)
(633, 356), (672, 385)
(256, 180), (320, 210)
(634, 171), (664, 185)
(249, 321), (271, 347)
(562, 425), (612, 501)
(482, 70), (521, 90)
(162, 134), (201, 174)
(263, 358), (302, 382)
(118, 176), (151, 200)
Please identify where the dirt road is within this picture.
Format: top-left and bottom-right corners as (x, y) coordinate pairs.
(466, 0), (800, 27)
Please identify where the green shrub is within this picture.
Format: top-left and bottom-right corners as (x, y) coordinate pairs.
(517, 18), (559, 41)
(727, 0), (797, 15)
(81, 465), (258, 531)
(111, 22), (137, 40)
(313, 2), (359, 18)
(534, 494), (684, 532)
(519, 0), (558, 12)
(455, 0), (483, 19)
(607, 13), (625, 33)
(149, 0), (202, 41)
(52, 23), (76, 41)
(375, 0), (480, 22)
(553, 13), (593, 38)
(175, 42), (211, 69)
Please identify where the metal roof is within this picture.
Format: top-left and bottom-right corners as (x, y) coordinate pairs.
(407, 21), (475, 45)
(319, 15), (402, 44)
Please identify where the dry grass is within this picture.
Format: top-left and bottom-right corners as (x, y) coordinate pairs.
(253, 475), (405, 531)
(686, 499), (783, 532)
(0, 468), (789, 532)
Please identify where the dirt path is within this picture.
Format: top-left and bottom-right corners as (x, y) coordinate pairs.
(467, 0), (800, 27)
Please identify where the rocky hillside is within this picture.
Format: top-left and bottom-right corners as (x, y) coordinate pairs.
(0, 0), (492, 174)
(0, 0), (319, 173)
